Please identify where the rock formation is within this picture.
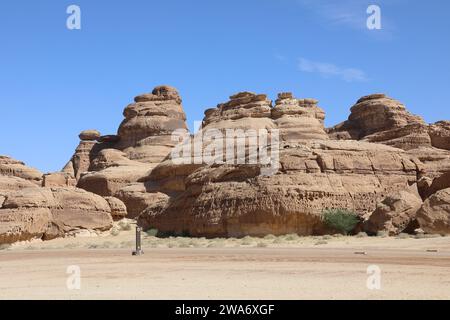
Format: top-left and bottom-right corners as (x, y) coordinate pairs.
(0, 157), (114, 244)
(327, 94), (431, 150)
(0, 155), (43, 184)
(416, 188), (450, 235)
(116, 85), (188, 163)
(138, 92), (421, 237)
(365, 191), (423, 236)
(2, 86), (450, 243)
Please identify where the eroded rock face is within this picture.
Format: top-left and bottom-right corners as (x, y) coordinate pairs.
(137, 92), (420, 237)
(63, 140), (99, 180)
(79, 130), (101, 141)
(0, 208), (53, 244)
(116, 85), (187, 163)
(365, 191), (423, 236)
(104, 197), (127, 221)
(0, 156), (114, 244)
(0, 185), (114, 244)
(272, 93), (328, 142)
(3, 88), (450, 240)
(429, 121), (450, 150)
(50, 188), (113, 234)
(327, 94), (431, 150)
(77, 149), (153, 197)
(64, 86), (189, 219)
(42, 172), (77, 188)
(0, 156), (42, 184)
(114, 183), (169, 219)
(417, 188), (450, 235)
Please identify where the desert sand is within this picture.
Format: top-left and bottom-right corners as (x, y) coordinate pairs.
(1, 222), (449, 300)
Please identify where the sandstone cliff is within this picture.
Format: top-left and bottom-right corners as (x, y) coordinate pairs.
(2, 86), (450, 244)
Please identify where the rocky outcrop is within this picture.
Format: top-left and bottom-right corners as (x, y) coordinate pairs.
(42, 172), (77, 188)
(114, 183), (169, 219)
(429, 121), (450, 150)
(137, 92), (420, 237)
(420, 171), (450, 199)
(77, 149), (152, 197)
(0, 155), (42, 184)
(3, 87), (450, 241)
(417, 188), (450, 235)
(327, 94), (431, 150)
(116, 85), (188, 163)
(272, 93), (328, 142)
(365, 191), (423, 236)
(0, 156), (114, 244)
(63, 86), (189, 219)
(79, 130), (101, 141)
(0, 184), (114, 244)
(104, 196), (127, 221)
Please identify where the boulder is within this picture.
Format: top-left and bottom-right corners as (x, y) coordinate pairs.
(419, 172), (450, 199)
(115, 183), (169, 219)
(0, 186), (113, 244)
(50, 188), (113, 233)
(0, 208), (53, 244)
(79, 129), (101, 141)
(365, 191), (423, 235)
(104, 197), (127, 221)
(429, 121), (450, 150)
(77, 149), (153, 197)
(417, 188), (450, 235)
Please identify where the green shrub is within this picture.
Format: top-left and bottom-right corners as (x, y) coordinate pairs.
(110, 228), (120, 236)
(118, 221), (132, 231)
(0, 244), (11, 251)
(322, 209), (360, 235)
(145, 229), (159, 237)
(284, 234), (300, 241)
(256, 242), (268, 248)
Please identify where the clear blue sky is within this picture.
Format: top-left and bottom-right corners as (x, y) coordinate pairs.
(1, 0), (449, 173)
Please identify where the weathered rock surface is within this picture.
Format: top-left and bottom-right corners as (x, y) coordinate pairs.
(327, 94), (431, 150)
(365, 191), (423, 236)
(0, 156), (114, 244)
(116, 85), (188, 163)
(272, 93), (328, 142)
(3, 87), (450, 241)
(417, 188), (450, 235)
(63, 139), (99, 180)
(138, 92), (421, 237)
(77, 149), (153, 197)
(0, 155), (42, 184)
(429, 121), (450, 150)
(104, 197), (127, 221)
(79, 129), (101, 141)
(0, 185), (114, 243)
(50, 188), (113, 234)
(115, 183), (169, 219)
(42, 172), (77, 188)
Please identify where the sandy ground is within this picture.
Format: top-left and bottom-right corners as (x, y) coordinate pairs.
(1, 223), (450, 300)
